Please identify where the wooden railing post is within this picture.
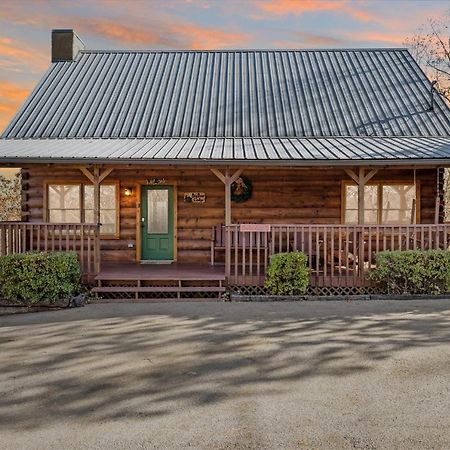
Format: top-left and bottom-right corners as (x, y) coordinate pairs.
(94, 224), (101, 274)
(225, 225), (231, 281)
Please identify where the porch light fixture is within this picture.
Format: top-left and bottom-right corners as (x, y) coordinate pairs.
(124, 187), (133, 196)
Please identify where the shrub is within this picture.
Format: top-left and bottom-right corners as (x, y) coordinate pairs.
(0, 251), (81, 304)
(368, 250), (450, 295)
(264, 251), (309, 295)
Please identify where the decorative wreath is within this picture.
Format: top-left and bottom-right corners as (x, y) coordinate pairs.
(231, 176), (252, 203)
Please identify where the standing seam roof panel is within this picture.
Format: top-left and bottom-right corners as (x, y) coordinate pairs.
(3, 49), (450, 139)
(109, 53), (146, 137)
(115, 54), (148, 137)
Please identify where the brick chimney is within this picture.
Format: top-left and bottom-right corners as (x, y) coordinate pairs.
(51, 29), (85, 62)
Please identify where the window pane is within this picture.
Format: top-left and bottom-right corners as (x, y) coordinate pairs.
(84, 185), (117, 235)
(48, 185), (80, 209)
(345, 210), (358, 224)
(365, 185), (378, 210)
(84, 185), (116, 209)
(382, 185), (414, 209)
(49, 209), (81, 223)
(100, 185), (116, 209)
(100, 224), (116, 235)
(85, 209), (94, 224)
(345, 184), (378, 224)
(148, 189), (168, 234)
(84, 185), (94, 208)
(382, 185), (415, 224)
(365, 210), (378, 224)
(383, 209), (412, 224)
(48, 185), (81, 223)
(101, 210), (116, 234)
(85, 209), (116, 234)
(346, 185), (358, 209)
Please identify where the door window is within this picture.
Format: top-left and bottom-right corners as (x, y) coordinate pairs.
(148, 189), (169, 234)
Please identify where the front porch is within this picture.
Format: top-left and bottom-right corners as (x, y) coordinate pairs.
(2, 221), (450, 296)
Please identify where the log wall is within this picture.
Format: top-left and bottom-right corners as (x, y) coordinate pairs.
(21, 165), (439, 264)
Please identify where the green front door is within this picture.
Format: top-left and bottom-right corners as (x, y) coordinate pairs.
(141, 186), (174, 261)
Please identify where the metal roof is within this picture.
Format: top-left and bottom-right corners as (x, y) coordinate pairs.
(1, 137), (450, 165)
(3, 49), (450, 139)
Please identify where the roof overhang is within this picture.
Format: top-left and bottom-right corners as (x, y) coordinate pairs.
(1, 137), (450, 167)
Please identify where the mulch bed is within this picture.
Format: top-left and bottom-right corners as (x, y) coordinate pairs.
(0, 298), (71, 315)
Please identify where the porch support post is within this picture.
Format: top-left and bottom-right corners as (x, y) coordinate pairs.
(358, 167), (365, 225)
(225, 169), (232, 227)
(210, 167), (243, 280)
(93, 166), (101, 273)
(210, 167), (243, 226)
(357, 168), (366, 277)
(78, 166), (114, 274)
(345, 167), (378, 278)
(93, 166), (101, 226)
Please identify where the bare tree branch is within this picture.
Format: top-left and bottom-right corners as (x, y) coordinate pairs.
(405, 10), (450, 103)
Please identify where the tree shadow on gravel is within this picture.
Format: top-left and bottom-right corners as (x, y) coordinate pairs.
(1, 300), (450, 430)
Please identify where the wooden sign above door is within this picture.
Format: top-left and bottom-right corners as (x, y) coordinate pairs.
(146, 178), (166, 185)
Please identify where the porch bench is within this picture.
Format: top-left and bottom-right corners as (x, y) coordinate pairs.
(210, 224), (270, 265)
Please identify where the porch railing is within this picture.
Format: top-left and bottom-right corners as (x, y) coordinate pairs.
(0, 222), (100, 280)
(224, 224), (450, 286)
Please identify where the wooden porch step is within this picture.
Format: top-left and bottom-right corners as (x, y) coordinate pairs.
(95, 275), (226, 281)
(92, 286), (226, 293)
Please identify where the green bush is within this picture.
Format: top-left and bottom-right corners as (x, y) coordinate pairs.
(264, 251), (309, 295)
(368, 250), (450, 295)
(0, 251), (81, 304)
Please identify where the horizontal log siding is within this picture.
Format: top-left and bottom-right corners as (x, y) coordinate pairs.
(21, 166), (438, 264)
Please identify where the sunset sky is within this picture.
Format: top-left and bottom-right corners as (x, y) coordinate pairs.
(0, 0), (449, 133)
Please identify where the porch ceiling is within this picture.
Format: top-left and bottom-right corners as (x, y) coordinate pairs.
(1, 136), (450, 166)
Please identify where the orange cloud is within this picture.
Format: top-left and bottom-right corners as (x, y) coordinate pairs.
(79, 20), (170, 46)
(0, 80), (30, 103)
(170, 23), (247, 49)
(343, 30), (405, 46)
(256, 0), (374, 22)
(78, 18), (249, 49)
(278, 29), (406, 49)
(1, 0), (249, 50)
(0, 80), (32, 133)
(0, 37), (48, 72)
(292, 31), (345, 47)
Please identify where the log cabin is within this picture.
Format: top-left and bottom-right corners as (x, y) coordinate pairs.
(1, 29), (450, 297)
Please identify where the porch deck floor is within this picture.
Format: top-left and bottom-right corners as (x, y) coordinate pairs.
(96, 262), (225, 281)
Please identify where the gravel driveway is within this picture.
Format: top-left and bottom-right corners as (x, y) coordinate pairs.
(1, 300), (450, 449)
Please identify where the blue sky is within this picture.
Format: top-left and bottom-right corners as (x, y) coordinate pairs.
(1, 0), (449, 131)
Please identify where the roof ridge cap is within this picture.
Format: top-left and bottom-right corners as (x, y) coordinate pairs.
(78, 47), (408, 54)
